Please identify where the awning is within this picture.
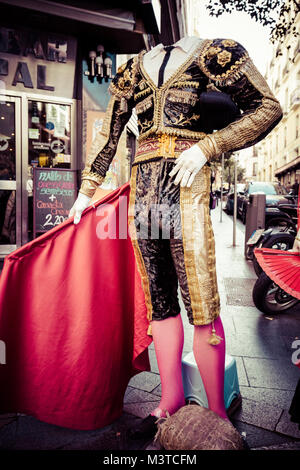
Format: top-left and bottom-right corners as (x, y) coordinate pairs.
(275, 155), (300, 176)
(0, 0), (136, 31)
(0, 0), (161, 53)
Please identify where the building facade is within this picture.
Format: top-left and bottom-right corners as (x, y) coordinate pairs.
(256, 8), (300, 187)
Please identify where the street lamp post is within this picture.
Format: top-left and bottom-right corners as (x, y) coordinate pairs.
(233, 154), (238, 247)
(220, 152), (224, 222)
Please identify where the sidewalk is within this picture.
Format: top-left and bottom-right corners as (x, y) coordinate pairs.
(0, 206), (300, 450)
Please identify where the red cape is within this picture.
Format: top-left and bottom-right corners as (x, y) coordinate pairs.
(0, 182), (152, 430)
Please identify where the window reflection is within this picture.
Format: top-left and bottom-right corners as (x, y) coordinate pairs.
(28, 101), (71, 170)
(0, 101), (16, 180)
(27, 101), (71, 242)
(0, 190), (15, 244)
(0, 101), (16, 244)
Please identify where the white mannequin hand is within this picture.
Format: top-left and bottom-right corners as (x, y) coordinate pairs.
(292, 232), (300, 253)
(169, 144), (207, 187)
(69, 192), (91, 224)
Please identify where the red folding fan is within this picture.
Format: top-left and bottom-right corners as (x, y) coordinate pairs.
(254, 185), (300, 300)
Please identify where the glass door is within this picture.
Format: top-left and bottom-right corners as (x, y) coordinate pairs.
(0, 92), (76, 257)
(26, 99), (72, 242)
(0, 96), (21, 256)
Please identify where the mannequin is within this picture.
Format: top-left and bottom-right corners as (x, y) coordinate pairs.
(69, 36), (282, 437)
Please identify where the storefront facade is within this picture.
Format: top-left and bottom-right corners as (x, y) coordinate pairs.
(0, 27), (79, 255)
(274, 156), (300, 188)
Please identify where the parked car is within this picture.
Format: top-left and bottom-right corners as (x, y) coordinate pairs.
(224, 184), (246, 215)
(237, 181), (292, 224)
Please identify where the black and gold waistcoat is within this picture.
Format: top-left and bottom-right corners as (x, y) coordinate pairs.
(79, 38), (282, 198)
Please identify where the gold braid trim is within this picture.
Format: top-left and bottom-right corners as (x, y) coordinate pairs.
(198, 39), (251, 87)
(243, 58), (278, 99)
(136, 40), (209, 142)
(196, 135), (220, 160)
(128, 166), (153, 335)
(135, 94), (153, 114)
(196, 55), (282, 158)
(108, 55), (139, 100)
(171, 81), (200, 89)
(213, 96), (282, 154)
(167, 89), (198, 105)
(180, 165), (220, 328)
(212, 60), (282, 154)
(79, 178), (103, 198)
(134, 87), (152, 100)
(138, 127), (207, 143)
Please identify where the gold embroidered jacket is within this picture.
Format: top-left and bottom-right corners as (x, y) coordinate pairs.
(80, 38), (282, 197)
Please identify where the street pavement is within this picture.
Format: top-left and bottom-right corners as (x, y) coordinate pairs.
(0, 202), (300, 450)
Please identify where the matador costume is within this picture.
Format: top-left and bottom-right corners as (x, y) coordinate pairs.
(79, 38), (282, 336)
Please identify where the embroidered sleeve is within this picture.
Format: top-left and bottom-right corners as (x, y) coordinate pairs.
(196, 38), (283, 160)
(79, 57), (137, 198)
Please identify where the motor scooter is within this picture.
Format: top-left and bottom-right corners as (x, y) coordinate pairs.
(252, 270), (299, 314)
(246, 226), (296, 275)
(265, 199), (298, 231)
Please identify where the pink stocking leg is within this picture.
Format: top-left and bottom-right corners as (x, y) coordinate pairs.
(193, 316), (229, 421)
(150, 314), (186, 418)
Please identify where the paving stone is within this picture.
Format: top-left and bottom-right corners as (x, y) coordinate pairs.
(124, 386), (134, 402)
(0, 413), (18, 419)
(231, 420), (298, 450)
(226, 332), (288, 359)
(56, 413), (146, 451)
(239, 385), (294, 410)
(151, 384), (161, 397)
(230, 398), (282, 431)
(148, 348), (159, 374)
(233, 315), (300, 339)
(123, 400), (160, 419)
(218, 289), (227, 307)
(0, 418), (18, 449)
(0, 415), (17, 430)
(183, 329), (194, 351)
(222, 304), (262, 318)
(0, 415), (99, 450)
(252, 441), (300, 450)
(233, 356), (249, 387)
(281, 335), (300, 356)
(0, 418), (15, 429)
(124, 388), (161, 404)
(243, 357), (300, 390)
(275, 410), (300, 438)
(216, 256), (256, 280)
(0, 413), (151, 451)
(128, 372), (161, 393)
(144, 440), (163, 450)
(223, 314), (237, 333)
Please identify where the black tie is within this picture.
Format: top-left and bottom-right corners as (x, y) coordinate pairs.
(158, 45), (175, 87)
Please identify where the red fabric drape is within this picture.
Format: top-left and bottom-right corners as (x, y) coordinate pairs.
(0, 182), (152, 430)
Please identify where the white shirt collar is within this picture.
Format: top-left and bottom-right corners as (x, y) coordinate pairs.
(147, 36), (201, 59)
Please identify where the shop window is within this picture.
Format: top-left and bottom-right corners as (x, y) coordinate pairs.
(28, 101), (71, 170)
(0, 101), (16, 246)
(27, 101), (71, 242)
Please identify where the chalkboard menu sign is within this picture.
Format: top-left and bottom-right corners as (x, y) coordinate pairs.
(33, 168), (78, 237)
